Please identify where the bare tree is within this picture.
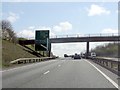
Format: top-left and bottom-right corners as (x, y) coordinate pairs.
(1, 20), (17, 43)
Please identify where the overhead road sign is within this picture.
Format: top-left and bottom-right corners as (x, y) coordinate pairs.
(35, 30), (49, 51)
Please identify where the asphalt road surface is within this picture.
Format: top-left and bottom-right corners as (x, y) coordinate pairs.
(2, 58), (118, 88)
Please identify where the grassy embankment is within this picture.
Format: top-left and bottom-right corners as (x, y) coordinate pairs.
(2, 40), (38, 68)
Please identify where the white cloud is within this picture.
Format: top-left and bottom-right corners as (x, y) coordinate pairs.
(53, 21), (72, 32)
(50, 32), (56, 38)
(87, 4), (110, 16)
(17, 29), (35, 39)
(17, 26), (55, 39)
(36, 26), (51, 31)
(52, 43), (86, 57)
(17, 21), (72, 39)
(101, 28), (118, 34)
(28, 26), (35, 29)
(7, 12), (19, 23)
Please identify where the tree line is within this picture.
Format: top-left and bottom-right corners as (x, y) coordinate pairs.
(0, 20), (17, 43)
(91, 43), (118, 58)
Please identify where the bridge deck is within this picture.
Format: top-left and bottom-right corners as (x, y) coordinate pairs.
(19, 36), (119, 45)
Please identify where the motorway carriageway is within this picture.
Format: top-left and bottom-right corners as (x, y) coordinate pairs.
(2, 58), (119, 88)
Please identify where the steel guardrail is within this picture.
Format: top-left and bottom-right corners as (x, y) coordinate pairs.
(10, 57), (54, 64)
(89, 57), (119, 75)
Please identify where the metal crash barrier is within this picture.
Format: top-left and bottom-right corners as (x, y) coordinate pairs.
(89, 57), (120, 75)
(10, 57), (54, 64)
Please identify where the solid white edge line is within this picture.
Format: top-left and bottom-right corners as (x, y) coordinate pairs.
(44, 71), (50, 75)
(85, 60), (118, 89)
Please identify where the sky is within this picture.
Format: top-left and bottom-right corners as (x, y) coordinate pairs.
(2, 1), (118, 57)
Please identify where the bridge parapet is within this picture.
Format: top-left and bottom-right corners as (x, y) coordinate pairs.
(50, 33), (119, 38)
(19, 33), (119, 45)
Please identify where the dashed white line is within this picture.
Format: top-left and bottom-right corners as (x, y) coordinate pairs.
(85, 60), (118, 88)
(58, 65), (61, 67)
(44, 71), (50, 75)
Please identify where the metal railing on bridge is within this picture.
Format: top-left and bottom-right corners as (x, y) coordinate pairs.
(50, 33), (119, 38)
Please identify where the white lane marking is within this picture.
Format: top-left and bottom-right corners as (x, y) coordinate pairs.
(44, 71), (50, 75)
(85, 60), (118, 88)
(2, 60), (56, 72)
(58, 65), (61, 67)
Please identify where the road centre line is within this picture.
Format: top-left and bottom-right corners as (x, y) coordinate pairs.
(58, 65), (61, 67)
(85, 60), (118, 88)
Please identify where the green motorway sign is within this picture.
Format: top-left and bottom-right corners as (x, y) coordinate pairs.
(35, 30), (50, 51)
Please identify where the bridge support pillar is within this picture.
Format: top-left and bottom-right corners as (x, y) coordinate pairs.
(48, 43), (51, 57)
(86, 42), (89, 58)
